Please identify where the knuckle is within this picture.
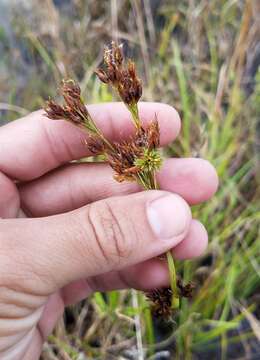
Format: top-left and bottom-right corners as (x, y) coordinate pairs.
(87, 200), (134, 267)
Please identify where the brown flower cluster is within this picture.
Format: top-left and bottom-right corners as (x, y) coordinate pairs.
(45, 77), (161, 186)
(146, 280), (194, 319)
(107, 122), (161, 183)
(45, 80), (88, 125)
(95, 42), (142, 109)
(45, 80), (110, 147)
(86, 120), (161, 184)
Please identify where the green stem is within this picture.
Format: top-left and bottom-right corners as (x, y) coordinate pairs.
(82, 117), (115, 152)
(154, 173), (180, 310)
(137, 170), (180, 310)
(166, 251), (180, 310)
(128, 103), (141, 129)
(128, 101), (180, 311)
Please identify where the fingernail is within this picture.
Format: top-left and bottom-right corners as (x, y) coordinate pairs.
(147, 194), (189, 239)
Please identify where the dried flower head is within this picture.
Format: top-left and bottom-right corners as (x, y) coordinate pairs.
(45, 80), (101, 137)
(177, 279), (195, 298)
(146, 287), (174, 319)
(86, 136), (107, 155)
(45, 80), (86, 124)
(95, 42), (142, 107)
(146, 281), (194, 319)
(105, 121), (161, 184)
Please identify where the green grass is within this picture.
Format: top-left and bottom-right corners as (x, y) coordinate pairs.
(1, 1), (259, 359)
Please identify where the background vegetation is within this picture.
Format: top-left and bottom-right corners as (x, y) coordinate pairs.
(0, 0), (259, 359)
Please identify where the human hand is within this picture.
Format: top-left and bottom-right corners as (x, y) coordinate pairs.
(0, 103), (218, 359)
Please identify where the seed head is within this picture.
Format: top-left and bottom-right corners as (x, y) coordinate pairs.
(44, 99), (71, 120)
(177, 278), (195, 298)
(134, 148), (162, 173)
(146, 287), (174, 319)
(95, 42), (142, 106)
(104, 121), (161, 183)
(45, 79), (90, 126)
(146, 280), (194, 319)
(86, 136), (107, 155)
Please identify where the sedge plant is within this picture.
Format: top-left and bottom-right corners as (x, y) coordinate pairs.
(45, 41), (193, 318)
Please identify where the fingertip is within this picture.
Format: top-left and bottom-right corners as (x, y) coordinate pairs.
(202, 159), (219, 197)
(173, 219), (208, 259)
(191, 159), (218, 203)
(158, 158), (219, 204)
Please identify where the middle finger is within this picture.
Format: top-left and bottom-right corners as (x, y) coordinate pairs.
(19, 158), (218, 217)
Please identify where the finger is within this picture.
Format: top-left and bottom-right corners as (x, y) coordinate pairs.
(0, 172), (20, 218)
(172, 220), (208, 259)
(0, 102), (180, 181)
(19, 158), (218, 217)
(60, 219), (208, 306)
(158, 158), (218, 205)
(0, 191), (191, 295)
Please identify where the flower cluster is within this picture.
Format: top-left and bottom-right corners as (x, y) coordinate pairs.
(45, 58), (161, 186)
(107, 124), (162, 185)
(45, 42), (193, 319)
(45, 80), (100, 136)
(95, 42), (142, 128)
(146, 280), (194, 319)
(95, 42), (142, 107)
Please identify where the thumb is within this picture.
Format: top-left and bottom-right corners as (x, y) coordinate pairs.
(0, 191), (191, 294)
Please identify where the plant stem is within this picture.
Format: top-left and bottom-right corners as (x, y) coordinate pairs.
(151, 172), (180, 310)
(128, 103), (141, 129)
(82, 116), (115, 152)
(166, 251), (180, 309)
(129, 104), (180, 311)
(137, 170), (180, 310)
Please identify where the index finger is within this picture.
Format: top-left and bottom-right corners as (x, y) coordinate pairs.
(0, 102), (181, 181)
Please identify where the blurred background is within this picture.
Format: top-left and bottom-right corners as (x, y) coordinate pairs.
(0, 0), (259, 359)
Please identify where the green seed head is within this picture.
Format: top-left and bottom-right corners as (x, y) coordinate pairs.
(134, 148), (162, 172)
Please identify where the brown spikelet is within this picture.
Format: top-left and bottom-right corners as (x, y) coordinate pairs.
(94, 69), (110, 84)
(45, 80), (90, 126)
(86, 136), (107, 155)
(146, 287), (174, 319)
(44, 99), (70, 120)
(146, 119), (160, 149)
(103, 121), (161, 183)
(106, 138), (142, 182)
(96, 42), (142, 106)
(146, 281), (194, 319)
(177, 279), (195, 298)
(60, 79), (91, 125)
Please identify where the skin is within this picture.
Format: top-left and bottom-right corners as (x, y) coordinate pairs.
(0, 102), (218, 359)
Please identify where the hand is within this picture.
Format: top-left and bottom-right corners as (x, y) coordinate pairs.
(0, 102), (218, 359)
